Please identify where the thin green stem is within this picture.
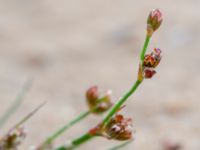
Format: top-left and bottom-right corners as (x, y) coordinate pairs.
(140, 35), (151, 61)
(71, 133), (93, 149)
(0, 79), (32, 128)
(56, 80), (142, 150)
(107, 140), (133, 150)
(55, 133), (92, 150)
(102, 80), (141, 125)
(12, 102), (46, 130)
(44, 110), (91, 146)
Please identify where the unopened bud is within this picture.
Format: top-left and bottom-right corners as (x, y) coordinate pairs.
(86, 86), (112, 114)
(86, 86), (99, 106)
(147, 9), (163, 36)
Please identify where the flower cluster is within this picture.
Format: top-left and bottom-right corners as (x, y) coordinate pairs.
(0, 127), (26, 150)
(89, 113), (133, 141)
(138, 48), (162, 80)
(104, 114), (133, 141)
(86, 86), (112, 114)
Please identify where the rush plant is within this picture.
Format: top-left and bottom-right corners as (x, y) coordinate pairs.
(0, 9), (163, 150)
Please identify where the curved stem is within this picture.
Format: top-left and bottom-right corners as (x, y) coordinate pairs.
(140, 35), (151, 61)
(42, 110), (91, 148)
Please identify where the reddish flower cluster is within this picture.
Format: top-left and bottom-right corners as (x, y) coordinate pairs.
(143, 48), (161, 68)
(86, 86), (112, 114)
(139, 48), (162, 79)
(105, 114), (133, 141)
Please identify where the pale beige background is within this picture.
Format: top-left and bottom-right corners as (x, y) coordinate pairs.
(0, 0), (200, 149)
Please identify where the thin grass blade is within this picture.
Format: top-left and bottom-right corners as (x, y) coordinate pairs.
(0, 79), (32, 128)
(11, 101), (46, 130)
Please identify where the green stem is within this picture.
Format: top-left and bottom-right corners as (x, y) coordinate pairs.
(140, 35), (151, 61)
(71, 133), (92, 149)
(102, 80), (141, 125)
(55, 133), (93, 150)
(56, 80), (142, 150)
(0, 79), (32, 128)
(44, 110), (91, 146)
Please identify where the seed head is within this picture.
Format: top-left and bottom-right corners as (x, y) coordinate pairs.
(105, 114), (133, 141)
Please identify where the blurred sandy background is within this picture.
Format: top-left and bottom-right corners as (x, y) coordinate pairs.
(0, 0), (200, 149)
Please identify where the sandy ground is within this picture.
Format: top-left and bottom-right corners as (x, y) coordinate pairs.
(0, 0), (200, 149)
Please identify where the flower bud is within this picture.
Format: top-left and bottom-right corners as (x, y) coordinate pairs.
(138, 48), (162, 80)
(147, 9), (163, 36)
(105, 114), (133, 141)
(86, 86), (112, 114)
(143, 67), (156, 79)
(86, 86), (99, 106)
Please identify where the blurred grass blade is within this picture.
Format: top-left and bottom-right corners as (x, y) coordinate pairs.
(107, 140), (133, 150)
(0, 79), (32, 128)
(11, 101), (46, 130)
